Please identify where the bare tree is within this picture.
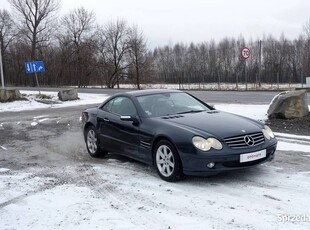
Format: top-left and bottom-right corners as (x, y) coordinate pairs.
(128, 25), (149, 89)
(0, 9), (17, 78)
(9, 0), (60, 60)
(60, 7), (97, 87)
(303, 19), (310, 78)
(0, 9), (17, 54)
(61, 7), (96, 47)
(153, 45), (174, 84)
(172, 43), (186, 88)
(98, 20), (130, 88)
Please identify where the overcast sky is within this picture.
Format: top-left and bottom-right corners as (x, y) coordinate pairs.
(1, 0), (310, 48)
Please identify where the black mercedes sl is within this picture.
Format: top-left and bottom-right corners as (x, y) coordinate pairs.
(81, 89), (277, 182)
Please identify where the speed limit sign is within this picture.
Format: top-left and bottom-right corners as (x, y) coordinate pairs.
(241, 47), (251, 59)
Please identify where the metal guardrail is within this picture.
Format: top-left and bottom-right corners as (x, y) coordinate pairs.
(275, 132), (310, 146)
(295, 88), (310, 92)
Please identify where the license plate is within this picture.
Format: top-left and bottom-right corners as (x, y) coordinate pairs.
(240, 149), (267, 163)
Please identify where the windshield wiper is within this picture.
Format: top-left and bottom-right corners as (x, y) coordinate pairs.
(177, 110), (205, 115)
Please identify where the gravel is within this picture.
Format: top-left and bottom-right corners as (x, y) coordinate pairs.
(266, 114), (310, 136)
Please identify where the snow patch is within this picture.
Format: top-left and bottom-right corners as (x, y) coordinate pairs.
(0, 91), (108, 113)
(215, 104), (268, 121)
(33, 115), (50, 119)
(31, 122), (38, 127)
(38, 118), (50, 123)
(0, 168), (10, 172)
(277, 141), (310, 153)
(0, 145), (7, 150)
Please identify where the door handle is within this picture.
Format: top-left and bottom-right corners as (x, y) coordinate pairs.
(103, 118), (110, 122)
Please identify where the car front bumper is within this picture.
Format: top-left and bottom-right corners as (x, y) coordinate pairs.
(181, 143), (277, 176)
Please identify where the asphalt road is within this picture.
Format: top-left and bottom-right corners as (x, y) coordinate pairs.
(0, 104), (309, 172)
(15, 87), (310, 104)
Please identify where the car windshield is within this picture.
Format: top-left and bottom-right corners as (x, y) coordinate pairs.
(137, 92), (211, 118)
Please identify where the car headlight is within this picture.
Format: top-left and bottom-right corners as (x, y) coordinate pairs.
(192, 136), (223, 151)
(262, 125), (275, 140)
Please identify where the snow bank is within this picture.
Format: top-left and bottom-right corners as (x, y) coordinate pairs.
(0, 91), (108, 112)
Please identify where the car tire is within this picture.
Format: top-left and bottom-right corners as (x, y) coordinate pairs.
(85, 126), (107, 158)
(154, 140), (183, 182)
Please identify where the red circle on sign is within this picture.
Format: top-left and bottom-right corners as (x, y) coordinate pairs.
(241, 47), (250, 59)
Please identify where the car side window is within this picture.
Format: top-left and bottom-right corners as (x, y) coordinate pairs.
(102, 99), (114, 112)
(103, 97), (137, 117)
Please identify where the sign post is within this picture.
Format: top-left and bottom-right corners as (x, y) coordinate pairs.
(25, 61), (45, 94)
(241, 47), (251, 91)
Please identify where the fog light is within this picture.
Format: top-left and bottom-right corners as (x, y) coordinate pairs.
(207, 162), (215, 169)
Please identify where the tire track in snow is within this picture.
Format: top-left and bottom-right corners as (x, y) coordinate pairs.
(73, 163), (166, 229)
(0, 169), (65, 209)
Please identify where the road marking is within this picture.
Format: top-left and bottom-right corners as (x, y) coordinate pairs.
(0, 145), (7, 150)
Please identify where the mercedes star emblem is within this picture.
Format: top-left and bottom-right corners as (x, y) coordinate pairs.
(244, 135), (255, 146)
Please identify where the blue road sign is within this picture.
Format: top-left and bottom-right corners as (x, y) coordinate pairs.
(25, 61), (45, 74)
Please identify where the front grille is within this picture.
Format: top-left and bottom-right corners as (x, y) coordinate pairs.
(224, 132), (265, 149)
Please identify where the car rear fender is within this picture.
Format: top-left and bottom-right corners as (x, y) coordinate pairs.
(83, 121), (96, 139)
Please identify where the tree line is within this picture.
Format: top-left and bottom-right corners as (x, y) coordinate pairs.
(153, 34), (310, 89)
(1, 0), (310, 89)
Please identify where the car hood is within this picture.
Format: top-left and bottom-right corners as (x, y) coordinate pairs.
(160, 110), (264, 139)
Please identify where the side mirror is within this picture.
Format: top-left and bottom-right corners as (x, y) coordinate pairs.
(120, 115), (139, 126)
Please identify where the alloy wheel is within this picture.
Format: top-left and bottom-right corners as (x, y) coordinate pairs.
(156, 145), (175, 177)
(87, 129), (98, 154)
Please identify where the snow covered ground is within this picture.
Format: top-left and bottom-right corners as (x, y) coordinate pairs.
(0, 90), (108, 112)
(0, 164), (309, 230)
(103, 83), (304, 91)
(1, 90), (310, 229)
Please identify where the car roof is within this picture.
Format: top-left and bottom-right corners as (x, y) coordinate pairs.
(118, 89), (183, 97)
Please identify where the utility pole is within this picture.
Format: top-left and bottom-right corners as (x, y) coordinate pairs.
(0, 43), (4, 89)
(258, 40), (262, 88)
(301, 69), (304, 88)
